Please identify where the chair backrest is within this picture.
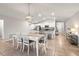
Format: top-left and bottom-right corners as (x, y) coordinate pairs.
(40, 34), (48, 43)
(8, 34), (13, 39)
(8, 34), (17, 39)
(16, 34), (23, 42)
(21, 35), (29, 44)
(12, 34), (17, 38)
(44, 34), (48, 43)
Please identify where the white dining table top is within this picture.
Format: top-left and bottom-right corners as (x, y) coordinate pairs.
(27, 32), (45, 41)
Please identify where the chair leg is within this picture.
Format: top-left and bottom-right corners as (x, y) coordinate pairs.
(33, 42), (36, 49)
(44, 46), (46, 54)
(20, 43), (23, 51)
(28, 45), (29, 56)
(43, 44), (47, 54)
(17, 42), (19, 49)
(22, 44), (24, 52)
(13, 39), (14, 47)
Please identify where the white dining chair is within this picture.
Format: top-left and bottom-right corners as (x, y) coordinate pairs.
(16, 34), (23, 51)
(7, 34), (16, 47)
(21, 35), (29, 55)
(21, 35), (35, 55)
(39, 34), (48, 54)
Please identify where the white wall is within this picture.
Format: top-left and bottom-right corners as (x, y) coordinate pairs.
(66, 13), (79, 33)
(3, 17), (32, 39)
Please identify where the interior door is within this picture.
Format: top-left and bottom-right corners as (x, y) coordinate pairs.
(0, 20), (4, 39)
(56, 22), (64, 34)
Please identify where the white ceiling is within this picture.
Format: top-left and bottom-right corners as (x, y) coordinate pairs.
(0, 3), (79, 22)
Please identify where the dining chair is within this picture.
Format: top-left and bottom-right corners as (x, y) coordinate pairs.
(21, 35), (35, 55)
(39, 34), (48, 54)
(16, 34), (23, 51)
(8, 34), (16, 47)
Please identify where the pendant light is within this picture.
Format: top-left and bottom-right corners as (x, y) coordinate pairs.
(25, 3), (32, 22)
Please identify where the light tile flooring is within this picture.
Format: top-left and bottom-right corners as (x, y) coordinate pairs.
(0, 34), (79, 56)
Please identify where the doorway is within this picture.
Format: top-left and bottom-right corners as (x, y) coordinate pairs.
(0, 20), (4, 39)
(56, 21), (64, 34)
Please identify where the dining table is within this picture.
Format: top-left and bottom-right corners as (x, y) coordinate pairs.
(27, 31), (45, 56)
